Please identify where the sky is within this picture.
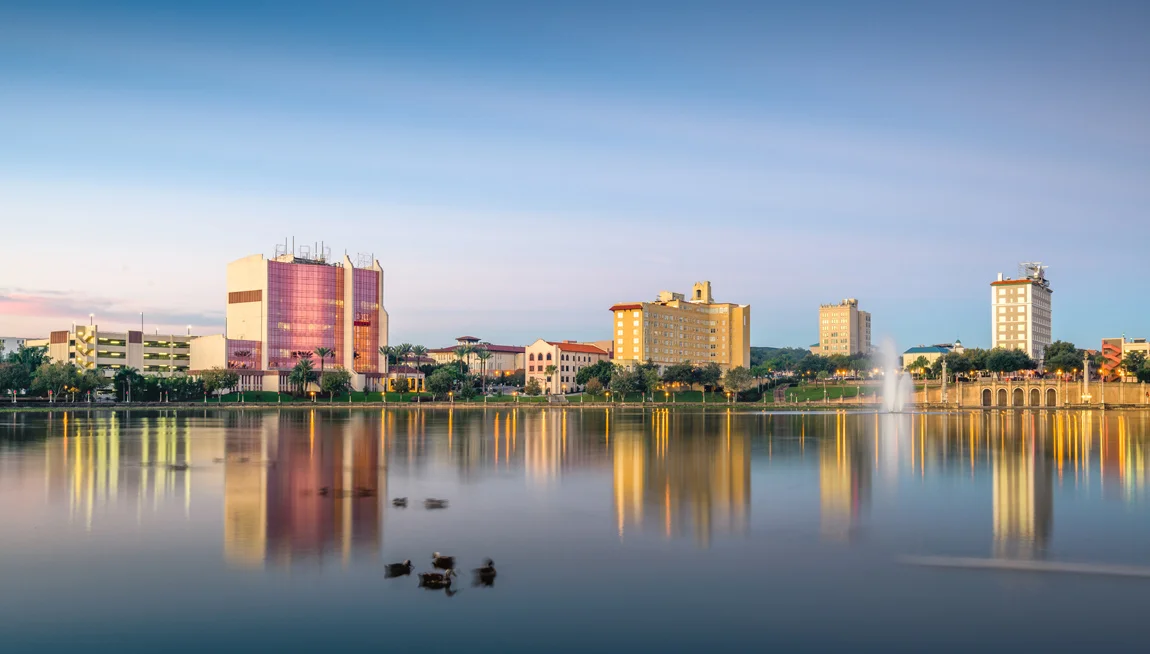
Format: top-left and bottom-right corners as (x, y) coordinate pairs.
(1, 0), (1148, 351)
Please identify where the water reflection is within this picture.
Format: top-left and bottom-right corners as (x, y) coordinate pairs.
(224, 411), (384, 568)
(3, 408), (1150, 566)
(613, 410), (750, 547)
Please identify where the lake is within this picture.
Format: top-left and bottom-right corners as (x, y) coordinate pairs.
(1, 407), (1149, 652)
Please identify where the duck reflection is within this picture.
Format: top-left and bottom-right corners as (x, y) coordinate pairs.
(612, 410), (750, 548)
(224, 410), (384, 568)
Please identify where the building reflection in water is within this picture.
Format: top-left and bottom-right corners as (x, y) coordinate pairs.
(820, 412), (871, 542)
(26, 411), (200, 531)
(613, 409), (750, 548)
(224, 410), (384, 568)
(990, 413), (1053, 559)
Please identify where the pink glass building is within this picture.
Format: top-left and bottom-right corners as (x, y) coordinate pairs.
(192, 247), (388, 392)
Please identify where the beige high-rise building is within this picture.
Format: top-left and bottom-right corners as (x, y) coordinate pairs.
(991, 263), (1052, 364)
(609, 281), (750, 371)
(817, 299), (871, 356)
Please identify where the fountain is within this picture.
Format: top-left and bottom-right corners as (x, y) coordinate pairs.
(879, 339), (913, 413)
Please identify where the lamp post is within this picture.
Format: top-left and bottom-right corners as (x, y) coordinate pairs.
(449, 391), (454, 405)
(514, 391), (519, 405)
(726, 391), (732, 405)
(311, 391), (316, 404)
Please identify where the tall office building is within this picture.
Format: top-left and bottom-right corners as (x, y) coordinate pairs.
(191, 243), (388, 392)
(609, 281), (750, 370)
(817, 299), (871, 356)
(990, 263), (1052, 364)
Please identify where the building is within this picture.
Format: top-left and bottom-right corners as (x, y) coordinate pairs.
(609, 281), (750, 371)
(190, 244), (388, 392)
(427, 336), (525, 376)
(525, 339), (611, 394)
(817, 299), (871, 356)
(0, 337), (30, 357)
(40, 325), (192, 377)
(901, 340), (964, 371)
(1101, 336), (1150, 381)
(991, 262), (1052, 364)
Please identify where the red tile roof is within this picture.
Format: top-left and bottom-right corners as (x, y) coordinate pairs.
(990, 279), (1033, 286)
(609, 303), (643, 312)
(388, 365), (425, 375)
(427, 344), (524, 354)
(548, 342), (609, 355)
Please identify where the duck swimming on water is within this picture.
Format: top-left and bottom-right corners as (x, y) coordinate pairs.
(418, 569), (456, 589)
(473, 559), (497, 586)
(385, 560), (413, 577)
(432, 553), (455, 569)
(424, 498), (449, 509)
(391, 497), (408, 508)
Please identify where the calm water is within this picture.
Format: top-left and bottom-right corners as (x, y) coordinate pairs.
(2, 407), (1149, 652)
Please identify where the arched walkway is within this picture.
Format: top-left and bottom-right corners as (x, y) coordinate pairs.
(982, 389), (992, 407)
(1046, 388), (1057, 407)
(997, 389), (1008, 407)
(1012, 388), (1024, 407)
(1030, 388), (1040, 407)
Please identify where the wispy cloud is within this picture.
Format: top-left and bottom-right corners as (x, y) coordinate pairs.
(0, 288), (223, 333)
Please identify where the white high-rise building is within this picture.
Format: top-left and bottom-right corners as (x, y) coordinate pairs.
(990, 263), (1052, 364)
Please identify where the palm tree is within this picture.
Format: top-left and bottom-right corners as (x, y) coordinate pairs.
(289, 358), (316, 396)
(474, 347), (493, 395)
(314, 347), (333, 379)
(411, 345), (428, 368)
(454, 344), (474, 375)
(545, 364), (557, 395)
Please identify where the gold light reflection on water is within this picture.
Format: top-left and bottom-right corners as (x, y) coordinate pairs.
(12, 407), (1150, 563)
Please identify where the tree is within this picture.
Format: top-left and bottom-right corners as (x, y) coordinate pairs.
(287, 359), (316, 396)
(722, 366), (753, 399)
(411, 345), (428, 368)
(1044, 340), (1082, 374)
(8, 344), (49, 375)
(74, 369), (105, 399)
(661, 361), (695, 388)
(202, 367), (240, 399)
(1122, 351), (1148, 382)
(474, 347), (493, 394)
(392, 376), (410, 396)
(524, 377), (543, 396)
(942, 351), (973, 377)
(111, 366), (145, 402)
(453, 344), (472, 375)
(32, 362), (78, 399)
(544, 364), (557, 386)
(908, 356), (931, 376)
(314, 347), (334, 377)
(320, 368), (352, 401)
(380, 345), (397, 366)
(427, 368), (456, 399)
(584, 378), (603, 396)
(694, 362), (723, 391)
(986, 348), (1035, 374)
(576, 360), (614, 387)
(609, 368), (639, 397)
(0, 362), (30, 396)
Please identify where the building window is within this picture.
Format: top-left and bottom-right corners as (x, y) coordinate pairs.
(546, 353), (552, 360)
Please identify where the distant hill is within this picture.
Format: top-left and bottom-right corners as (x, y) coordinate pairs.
(750, 346), (811, 367)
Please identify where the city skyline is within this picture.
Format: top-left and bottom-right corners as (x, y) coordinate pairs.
(3, 1), (1149, 348)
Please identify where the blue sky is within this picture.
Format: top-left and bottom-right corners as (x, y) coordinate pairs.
(1, 0), (1148, 350)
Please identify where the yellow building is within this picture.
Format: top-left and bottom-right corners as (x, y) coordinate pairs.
(818, 298), (871, 356)
(610, 281), (750, 370)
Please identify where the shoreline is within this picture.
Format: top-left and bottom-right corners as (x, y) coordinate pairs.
(2, 402), (1148, 413)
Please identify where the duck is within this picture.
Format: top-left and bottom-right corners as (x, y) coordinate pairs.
(418, 569), (456, 589)
(424, 498), (449, 509)
(385, 560), (413, 578)
(168, 463), (189, 471)
(354, 487), (376, 498)
(317, 487), (330, 497)
(473, 558), (497, 586)
(432, 552), (455, 569)
(391, 497), (408, 508)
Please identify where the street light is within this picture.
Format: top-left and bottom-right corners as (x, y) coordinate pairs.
(310, 391), (316, 403)
(449, 391), (454, 405)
